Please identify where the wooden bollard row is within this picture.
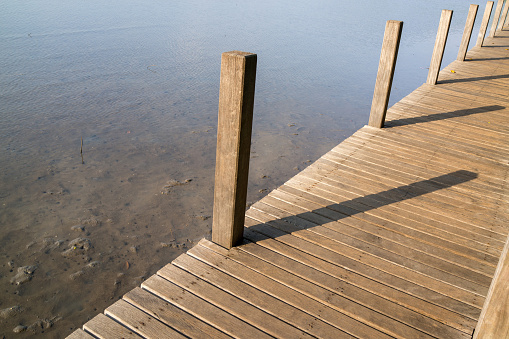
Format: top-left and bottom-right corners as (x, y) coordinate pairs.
(211, 1), (507, 249)
(369, 0), (507, 128)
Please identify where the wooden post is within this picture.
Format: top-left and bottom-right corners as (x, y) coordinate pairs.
(212, 51), (257, 249)
(426, 10), (453, 86)
(504, 5), (509, 28)
(473, 234), (509, 338)
(489, 0), (504, 37)
(368, 20), (403, 128)
(476, 1), (495, 47)
(497, 1), (509, 31)
(457, 5), (479, 61)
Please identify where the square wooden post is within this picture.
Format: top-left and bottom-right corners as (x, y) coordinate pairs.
(473, 234), (509, 338)
(457, 5), (479, 61)
(497, 1), (509, 31)
(476, 1), (495, 47)
(489, 0), (504, 37)
(212, 51), (257, 249)
(427, 10), (453, 85)
(368, 20), (403, 128)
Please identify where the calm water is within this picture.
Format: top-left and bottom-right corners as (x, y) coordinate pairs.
(0, 0), (494, 336)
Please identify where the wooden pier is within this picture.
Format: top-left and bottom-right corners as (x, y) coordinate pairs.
(69, 6), (509, 339)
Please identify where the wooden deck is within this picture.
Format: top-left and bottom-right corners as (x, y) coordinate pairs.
(69, 30), (509, 338)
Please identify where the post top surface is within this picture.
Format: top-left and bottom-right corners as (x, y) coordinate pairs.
(222, 51), (257, 58)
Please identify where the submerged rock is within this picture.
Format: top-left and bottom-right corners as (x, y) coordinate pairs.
(61, 238), (92, 257)
(70, 261), (101, 280)
(71, 225), (85, 232)
(13, 325), (27, 333)
(161, 179), (192, 194)
(10, 265), (37, 285)
(0, 306), (23, 319)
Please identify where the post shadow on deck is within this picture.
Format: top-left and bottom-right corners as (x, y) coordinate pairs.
(384, 105), (505, 127)
(244, 170), (478, 239)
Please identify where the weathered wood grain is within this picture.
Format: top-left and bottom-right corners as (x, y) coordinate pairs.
(458, 5), (479, 61)
(497, 1), (509, 31)
(123, 287), (230, 339)
(489, 0), (505, 37)
(369, 20), (403, 128)
(83, 313), (143, 339)
(474, 235), (509, 339)
(476, 2), (494, 47)
(65, 329), (95, 339)
(212, 51), (257, 249)
(427, 10), (453, 85)
(105, 299), (187, 339)
(142, 275), (270, 339)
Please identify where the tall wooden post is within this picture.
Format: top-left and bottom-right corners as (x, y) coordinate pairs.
(457, 5), (479, 61)
(489, 0), (504, 37)
(427, 10), (453, 86)
(212, 51), (257, 249)
(473, 234), (509, 338)
(476, 1), (495, 47)
(497, 2), (509, 31)
(368, 20), (403, 129)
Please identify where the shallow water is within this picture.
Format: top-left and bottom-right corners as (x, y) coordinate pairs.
(0, 0), (494, 336)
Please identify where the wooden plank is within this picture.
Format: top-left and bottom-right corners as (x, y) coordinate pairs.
(386, 101), (509, 138)
(105, 299), (187, 339)
(389, 102), (509, 136)
(311, 157), (508, 237)
(477, 2), (494, 47)
(189, 241), (386, 338)
(342, 135), (507, 193)
(158, 263), (315, 338)
(258, 191), (495, 286)
(123, 287), (231, 339)
(206, 238), (479, 334)
(474, 235), (509, 338)
(427, 10), (453, 85)
(345, 132), (506, 185)
(83, 313), (143, 339)
(294, 160), (507, 244)
(246, 206), (488, 306)
(66, 329), (95, 339)
(276, 182), (499, 273)
(142, 275), (271, 339)
(353, 127), (507, 178)
(212, 51), (257, 249)
(369, 20), (403, 128)
(321, 152), (508, 228)
(318, 157), (508, 236)
(349, 128), (505, 176)
(458, 5), (479, 61)
(489, 0), (505, 37)
(394, 96), (509, 128)
(243, 217), (484, 318)
(284, 176), (503, 260)
(194, 239), (472, 338)
(330, 143), (507, 208)
(171, 253), (348, 338)
(331, 139), (506, 201)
